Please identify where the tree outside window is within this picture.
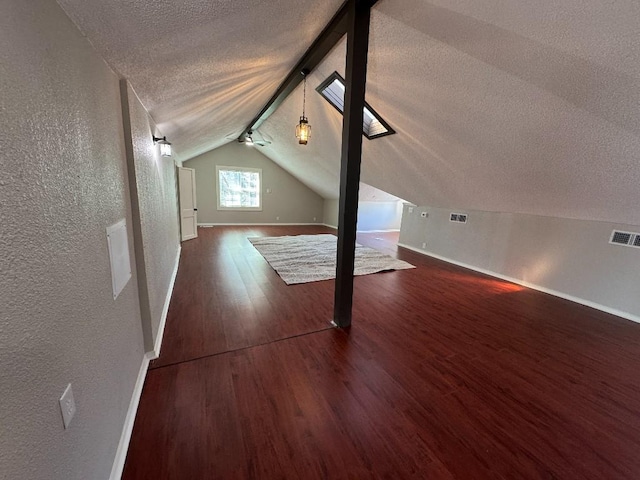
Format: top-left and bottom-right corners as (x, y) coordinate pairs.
(216, 166), (262, 211)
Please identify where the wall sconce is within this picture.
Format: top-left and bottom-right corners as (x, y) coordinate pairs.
(152, 135), (172, 157)
(295, 70), (311, 145)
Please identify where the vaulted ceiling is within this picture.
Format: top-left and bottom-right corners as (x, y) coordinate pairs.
(57, 0), (640, 225)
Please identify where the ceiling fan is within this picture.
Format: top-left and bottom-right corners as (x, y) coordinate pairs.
(227, 130), (272, 147)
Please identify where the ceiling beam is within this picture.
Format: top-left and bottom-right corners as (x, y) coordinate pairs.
(238, 0), (378, 140)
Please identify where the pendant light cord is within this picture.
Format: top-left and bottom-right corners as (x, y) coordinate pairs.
(302, 75), (307, 118)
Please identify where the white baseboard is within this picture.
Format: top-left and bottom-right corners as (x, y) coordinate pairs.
(397, 242), (640, 325)
(151, 245), (181, 359)
(109, 351), (153, 480)
(109, 245), (181, 479)
(318, 225), (399, 233)
(198, 222), (323, 227)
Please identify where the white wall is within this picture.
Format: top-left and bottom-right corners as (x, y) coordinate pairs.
(323, 200), (403, 231)
(399, 205), (640, 321)
(121, 82), (181, 352)
(0, 2), (181, 478)
(323, 199), (339, 228)
(322, 183), (404, 231)
(185, 142), (324, 224)
(357, 201), (403, 231)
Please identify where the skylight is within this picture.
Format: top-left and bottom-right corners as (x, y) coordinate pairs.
(316, 72), (395, 140)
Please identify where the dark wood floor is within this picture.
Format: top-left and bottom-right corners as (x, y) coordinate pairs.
(123, 226), (640, 479)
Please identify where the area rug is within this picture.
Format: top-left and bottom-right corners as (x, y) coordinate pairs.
(248, 234), (415, 285)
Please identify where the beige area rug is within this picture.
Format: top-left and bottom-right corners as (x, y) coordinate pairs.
(248, 234), (415, 285)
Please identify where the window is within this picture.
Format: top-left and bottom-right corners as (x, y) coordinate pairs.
(316, 71), (395, 139)
(216, 166), (262, 211)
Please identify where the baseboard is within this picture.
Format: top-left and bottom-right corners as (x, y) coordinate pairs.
(318, 225), (399, 233)
(151, 245), (181, 359)
(397, 242), (640, 325)
(109, 351), (153, 480)
(109, 245), (181, 479)
(198, 222), (323, 227)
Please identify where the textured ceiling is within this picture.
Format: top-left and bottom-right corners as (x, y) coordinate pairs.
(57, 0), (640, 225)
(256, 0), (640, 225)
(56, 0), (344, 160)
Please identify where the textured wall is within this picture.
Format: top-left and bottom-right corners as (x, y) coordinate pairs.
(122, 83), (180, 350)
(399, 206), (640, 320)
(185, 142), (323, 224)
(0, 1), (145, 479)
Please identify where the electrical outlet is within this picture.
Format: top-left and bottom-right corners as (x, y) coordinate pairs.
(313, 217), (317, 221)
(420, 211), (428, 218)
(59, 383), (76, 429)
(408, 207), (414, 214)
(276, 216), (280, 221)
(266, 188), (272, 194)
(422, 242), (427, 249)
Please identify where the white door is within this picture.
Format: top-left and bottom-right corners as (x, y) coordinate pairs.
(178, 167), (198, 241)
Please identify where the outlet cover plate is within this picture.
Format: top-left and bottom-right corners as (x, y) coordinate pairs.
(59, 383), (76, 429)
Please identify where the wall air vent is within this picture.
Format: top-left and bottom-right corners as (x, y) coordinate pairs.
(450, 213), (468, 223)
(609, 230), (640, 249)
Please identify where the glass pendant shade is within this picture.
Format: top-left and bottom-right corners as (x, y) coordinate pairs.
(296, 72), (311, 145)
(296, 116), (311, 145)
(159, 141), (172, 157)
(153, 136), (172, 157)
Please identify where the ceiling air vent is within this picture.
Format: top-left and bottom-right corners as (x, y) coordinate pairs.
(450, 213), (468, 223)
(609, 230), (640, 248)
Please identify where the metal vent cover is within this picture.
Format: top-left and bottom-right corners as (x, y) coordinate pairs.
(450, 213), (468, 223)
(609, 230), (640, 248)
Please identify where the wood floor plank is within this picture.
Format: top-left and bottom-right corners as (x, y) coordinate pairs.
(123, 226), (640, 479)
(151, 226), (336, 368)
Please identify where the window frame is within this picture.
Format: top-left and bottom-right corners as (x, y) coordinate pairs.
(316, 71), (396, 140)
(216, 165), (263, 211)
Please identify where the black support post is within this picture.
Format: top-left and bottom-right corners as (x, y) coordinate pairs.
(333, 0), (371, 328)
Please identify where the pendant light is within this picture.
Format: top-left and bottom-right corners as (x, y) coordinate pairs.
(295, 70), (311, 145)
